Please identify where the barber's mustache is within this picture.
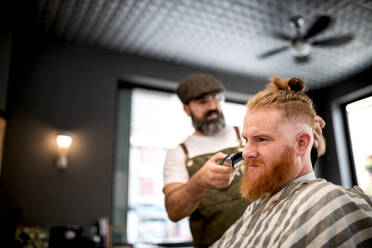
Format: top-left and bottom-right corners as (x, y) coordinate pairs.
(204, 109), (220, 118)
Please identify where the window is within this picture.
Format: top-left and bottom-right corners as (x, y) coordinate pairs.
(127, 88), (247, 245)
(345, 95), (372, 195)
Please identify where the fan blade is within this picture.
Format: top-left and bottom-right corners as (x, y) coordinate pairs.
(303, 15), (332, 39)
(311, 34), (353, 47)
(294, 56), (311, 63)
(257, 45), (289, 59)
(271, 32), (292, 41)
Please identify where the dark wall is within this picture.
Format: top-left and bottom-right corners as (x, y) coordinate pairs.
(0, 29), (263, 227)
(0, 31), (12, 112)
(0, 0), (13, 112)
(309, 67), (372, 186)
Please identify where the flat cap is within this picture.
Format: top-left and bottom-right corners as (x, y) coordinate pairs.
(176, 73), (225, 104)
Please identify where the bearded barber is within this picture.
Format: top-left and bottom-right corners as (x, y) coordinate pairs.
(162, 73), (326, 248)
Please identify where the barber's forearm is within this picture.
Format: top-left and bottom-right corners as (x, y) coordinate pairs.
(165, 175), (208, 221)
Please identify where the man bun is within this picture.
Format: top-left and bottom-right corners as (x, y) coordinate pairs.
(288, 77), (305, 92)
(270, 76), (306, 93)
(248, 76), (315, 128)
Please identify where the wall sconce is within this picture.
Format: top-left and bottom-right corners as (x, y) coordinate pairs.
(56, 133), (72, 169)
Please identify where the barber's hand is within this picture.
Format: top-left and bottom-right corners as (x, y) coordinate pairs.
(197, 152), (237, 190)
(313, 115), (326, 157)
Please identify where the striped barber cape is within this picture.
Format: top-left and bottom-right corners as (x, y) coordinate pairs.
(211, 178), (372, 248)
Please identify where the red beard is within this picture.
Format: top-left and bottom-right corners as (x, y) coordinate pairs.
(240, 146), (296, 201)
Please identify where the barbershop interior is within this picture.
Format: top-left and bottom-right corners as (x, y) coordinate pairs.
(1, 0), (372, 247)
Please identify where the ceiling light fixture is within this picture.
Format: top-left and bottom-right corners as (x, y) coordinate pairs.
(290, 39), (311, 58)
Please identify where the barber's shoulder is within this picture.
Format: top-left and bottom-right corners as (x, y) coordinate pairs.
(165, 145), (185, 161)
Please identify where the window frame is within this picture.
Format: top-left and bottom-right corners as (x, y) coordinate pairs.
(331, 84), (372, 188)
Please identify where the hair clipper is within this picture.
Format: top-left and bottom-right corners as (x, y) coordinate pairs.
(221, 151), (243, 169)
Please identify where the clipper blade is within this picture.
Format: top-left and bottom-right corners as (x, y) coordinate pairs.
(222, 152), (243, 168)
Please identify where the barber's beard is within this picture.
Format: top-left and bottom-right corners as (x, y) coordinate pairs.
(240, 146), (296, 201)
(190, 109), (226, 136)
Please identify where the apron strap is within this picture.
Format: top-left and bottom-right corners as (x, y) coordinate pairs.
(180, 143), (189, 161)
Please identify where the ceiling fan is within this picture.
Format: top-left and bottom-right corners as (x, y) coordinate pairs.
(258, 15), (353, 61)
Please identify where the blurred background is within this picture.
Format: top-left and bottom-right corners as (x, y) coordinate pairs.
(1, 0), (372, 247)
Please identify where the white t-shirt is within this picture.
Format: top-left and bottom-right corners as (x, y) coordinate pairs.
(163, 126), (241, 186)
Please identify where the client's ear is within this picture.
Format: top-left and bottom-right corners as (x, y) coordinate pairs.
(296, 131), (312, 155)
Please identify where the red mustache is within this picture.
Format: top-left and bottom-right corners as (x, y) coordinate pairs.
(243, 159), (265, 167)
